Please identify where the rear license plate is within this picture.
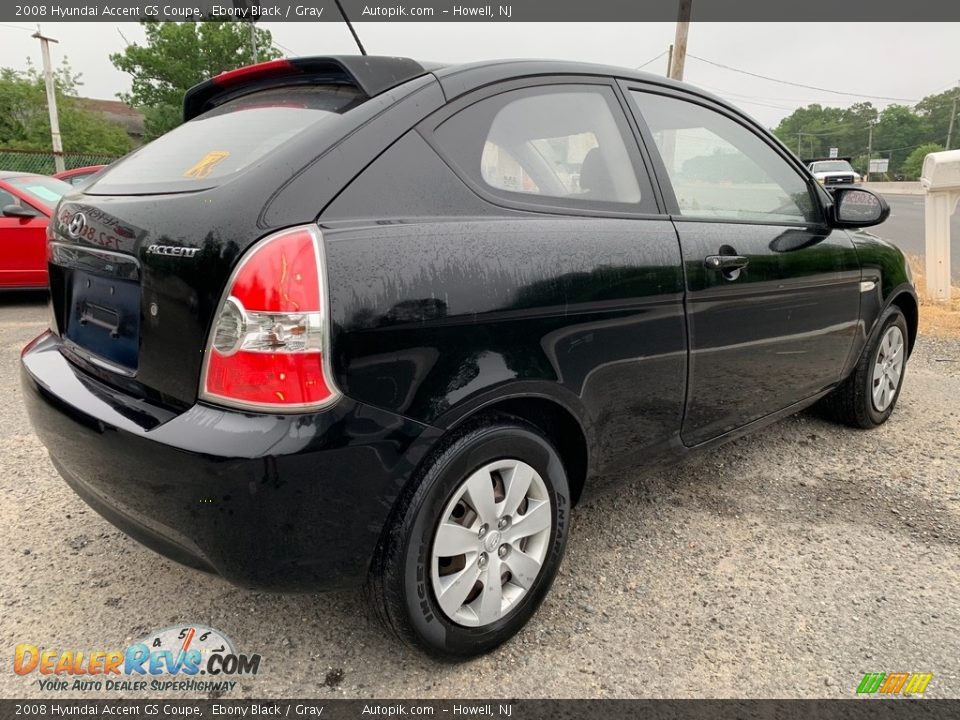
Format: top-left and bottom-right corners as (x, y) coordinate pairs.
(64, 269), (140, 372)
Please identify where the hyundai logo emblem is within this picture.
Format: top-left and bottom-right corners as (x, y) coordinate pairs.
(67, 212), (87, 239)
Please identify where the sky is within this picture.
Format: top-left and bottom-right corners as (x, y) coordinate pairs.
(0, 21), (957, 128)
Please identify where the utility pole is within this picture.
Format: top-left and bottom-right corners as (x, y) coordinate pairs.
(865, 122), (873, 181)
(797, 131), (803, 156)
(32, 27), (64, 173)
(668, 0), (692, 80)
(947, 83), (959, 150)
(232, 1), (259, 63)
(666, 44), (674, 76)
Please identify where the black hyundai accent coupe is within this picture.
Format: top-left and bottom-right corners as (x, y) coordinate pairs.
(21, 56), (916, 659)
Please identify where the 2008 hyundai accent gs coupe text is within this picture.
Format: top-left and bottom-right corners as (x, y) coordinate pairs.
(21, 56), (916, 659)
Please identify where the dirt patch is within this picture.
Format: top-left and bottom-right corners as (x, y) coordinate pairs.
(908, 255), (960, 337)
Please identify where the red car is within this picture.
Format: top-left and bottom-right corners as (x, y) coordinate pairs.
(53, 165), (107, 188)
(0, 172), (71, 289)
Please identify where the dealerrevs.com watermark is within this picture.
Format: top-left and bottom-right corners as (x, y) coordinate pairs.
(13, 625), (261, 695)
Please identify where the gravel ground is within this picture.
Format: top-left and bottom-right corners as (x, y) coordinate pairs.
(1, 292), (958, 699)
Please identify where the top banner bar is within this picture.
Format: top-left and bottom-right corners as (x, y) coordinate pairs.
(3, 0), (960, 23)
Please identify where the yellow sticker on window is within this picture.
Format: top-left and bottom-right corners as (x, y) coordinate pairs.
(183, 151), (230, 179)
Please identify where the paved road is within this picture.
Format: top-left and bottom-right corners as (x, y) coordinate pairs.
(1, 295), (958, 699)
(874, 194), (960, 283)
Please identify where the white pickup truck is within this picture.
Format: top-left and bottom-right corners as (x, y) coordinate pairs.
(808, 159), (862, 186)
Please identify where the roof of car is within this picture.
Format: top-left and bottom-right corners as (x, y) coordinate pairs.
(432, 58), (678, 89)
(361, 56), (748, 125)
(0, 171), (32, 180)
(423, 57), (760, 130)
(317, 55), (715, 101)
(185, 55), (739, 122)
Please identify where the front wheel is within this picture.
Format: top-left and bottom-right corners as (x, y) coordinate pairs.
(367, 418), (570, 660)
(819, 305), (910, 428)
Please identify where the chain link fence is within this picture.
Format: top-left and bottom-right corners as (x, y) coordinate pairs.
(0, 148), (120, 176)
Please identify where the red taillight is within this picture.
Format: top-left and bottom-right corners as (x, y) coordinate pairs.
(200, 225), (339, 412)
(212, 59), (298, 89)
(229, 226), (320, 313)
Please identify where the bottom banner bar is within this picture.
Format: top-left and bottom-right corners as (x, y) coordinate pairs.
(1, 699), (958, 720)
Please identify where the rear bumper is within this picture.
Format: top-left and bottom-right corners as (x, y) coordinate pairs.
(21, 331), (440, 591)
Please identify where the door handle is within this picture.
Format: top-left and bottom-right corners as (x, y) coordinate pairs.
(704, 255), (749, 271)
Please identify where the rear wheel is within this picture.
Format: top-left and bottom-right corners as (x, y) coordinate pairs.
(819, 305), (909, 428)
(367, 418), (570, 660)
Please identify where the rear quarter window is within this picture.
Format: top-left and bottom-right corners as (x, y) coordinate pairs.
(430, 84), (657, 215)
(89, 85), (364, 194)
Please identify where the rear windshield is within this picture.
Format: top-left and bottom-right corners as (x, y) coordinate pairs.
(7, 175), (71, 208)
(90, 85), (364, 194)
(812, 161), (854, 173)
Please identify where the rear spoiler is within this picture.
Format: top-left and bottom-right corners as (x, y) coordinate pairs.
(183, 55), (430, 121)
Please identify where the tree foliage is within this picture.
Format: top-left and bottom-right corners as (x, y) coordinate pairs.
(772, 90), (959, 175)
(0, 60), (131, 155)
(110, 20), (280, 140)
(902, 143), (943, 180)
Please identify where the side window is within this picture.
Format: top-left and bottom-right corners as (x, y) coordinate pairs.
(0, 189), (17, 208)
(433, 85), (656, 212)
(629, 91), (817, 223)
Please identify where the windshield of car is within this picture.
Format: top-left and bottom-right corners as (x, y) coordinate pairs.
(89, 85), (365, 194)
(812, 161), (854, 173)
(6, 175), (71, 208)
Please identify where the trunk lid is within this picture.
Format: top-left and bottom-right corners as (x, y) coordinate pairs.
(51, 191), (264, 409)
(47, 83), (369, 409)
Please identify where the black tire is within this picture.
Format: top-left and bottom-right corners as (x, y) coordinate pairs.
(366, 416), (571, 660)
(819, 305), (909, 428)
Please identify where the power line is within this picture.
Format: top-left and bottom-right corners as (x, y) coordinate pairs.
(875, 140), (944, 154)
(0, 22), (34, 32)
(272, 40), (298, 56)
(727, 98), (797, 112)
(692, 82), (799, 111)
(687, 53), (917, 103)
(796, 124), (872, 137)
(635, 50), (667, 71)
(926, 80), (960, 95)
(700, 80), (874, 126)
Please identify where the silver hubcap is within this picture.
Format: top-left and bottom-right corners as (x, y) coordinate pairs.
(430, 459), (552, 627)
(872, 325), (905, 412)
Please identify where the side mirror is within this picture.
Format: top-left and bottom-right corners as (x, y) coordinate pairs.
(829, 187), (890, 228)
(2, 203), (39, 219)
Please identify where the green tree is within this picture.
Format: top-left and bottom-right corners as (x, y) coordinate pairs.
(873, 104), (928, 172)
(110, 20), (280, 140)
(773, 104), (850, 159)
(901, 142), (943, 180)
(0, 60), (131, 155)
(837, 102), (878, 172)
(914, 89), (959, 149)
(772, 102), (878, 170)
